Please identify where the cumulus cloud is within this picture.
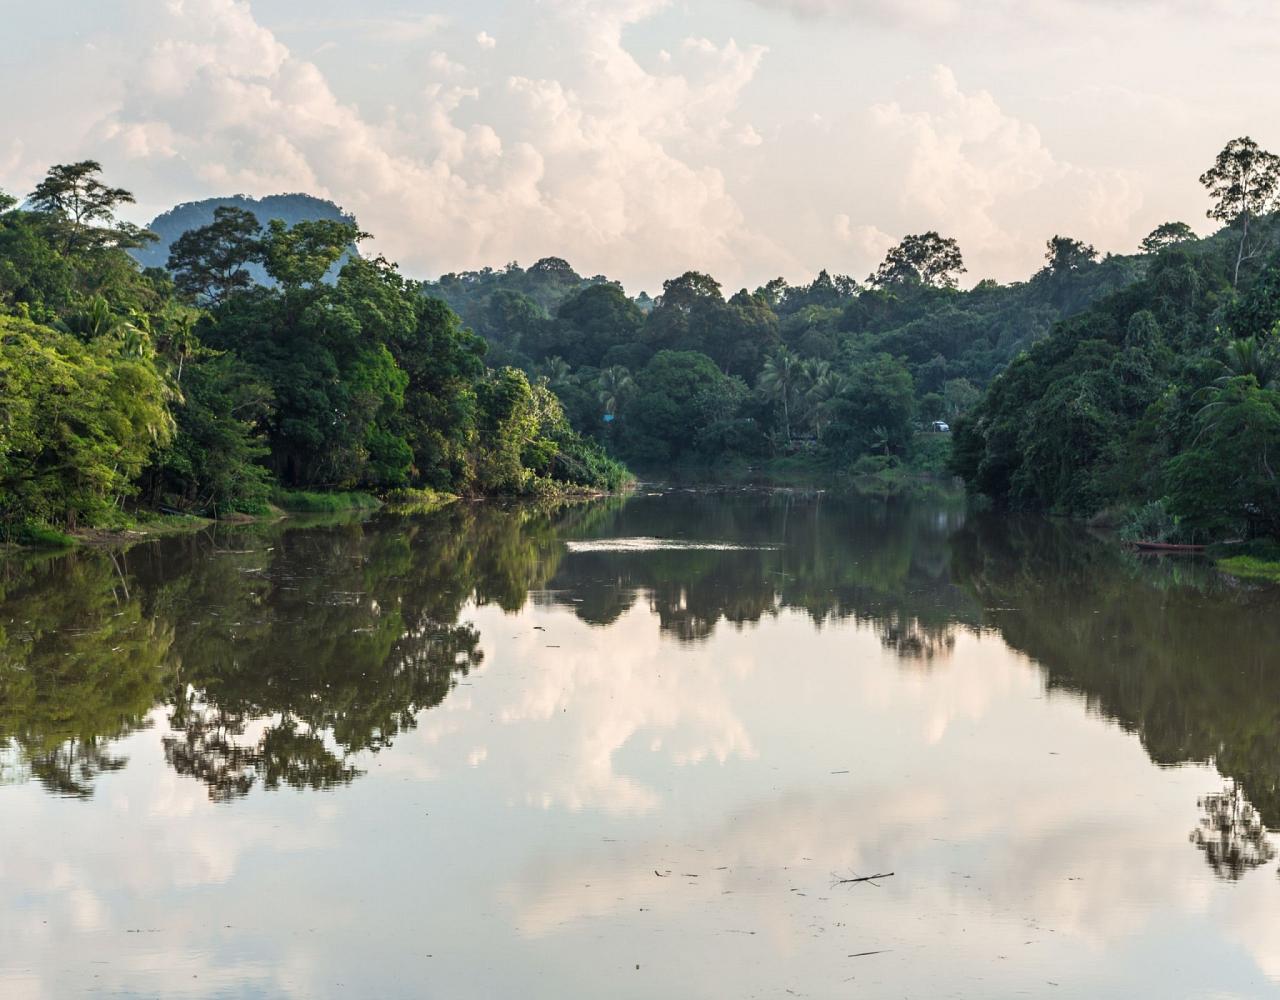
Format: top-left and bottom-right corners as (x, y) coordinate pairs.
(833, 214), (894, 260)
(1, 0), (1224, 290)
(857, 66), (1143, 279)
(72, 0), (778, 291)
(748, 0), (1276, 30)
(276, 12), (450, 44)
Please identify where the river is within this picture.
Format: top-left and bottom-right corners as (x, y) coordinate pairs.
(1, 488), (1278, 998)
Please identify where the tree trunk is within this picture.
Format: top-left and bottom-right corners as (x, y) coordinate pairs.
(1234, 215), (1251, 288)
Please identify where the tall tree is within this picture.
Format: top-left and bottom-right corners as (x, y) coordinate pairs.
(261, 218), (365, 290)
(1042, 235), (1098, 276)
(758, 348), (801, 445)
(1140, 221), (1197, 255)
(1200, 137), (1280, 286)
(167, 207), (263, 304)
(28, 161), (152, 253)
(596, 365), (635, 418)
(871, 232), (966, 289)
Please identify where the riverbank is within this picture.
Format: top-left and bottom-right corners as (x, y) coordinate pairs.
(2, 479), (638, 551)
(1209, 541), (1280, 583)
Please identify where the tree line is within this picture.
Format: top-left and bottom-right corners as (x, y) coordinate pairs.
(425, 221), (1145, 478)
(5, 136), (1277, 541)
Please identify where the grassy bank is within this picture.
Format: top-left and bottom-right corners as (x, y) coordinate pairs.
(270, 489), (383, 513)
(382, 487), (458, 514)
(1210, 540), (1280, 583)
(2, 512), (222, 550)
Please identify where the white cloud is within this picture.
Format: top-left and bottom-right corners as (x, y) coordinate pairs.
(2, 0), (1251, 290)
(833, 214), (894, 260)
(748, 0), (1279, 32)
(276, 12), (449, 44)
(860, 66), (1143, 279)
(74, 0), (778, 291)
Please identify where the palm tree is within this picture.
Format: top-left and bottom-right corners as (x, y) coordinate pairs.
(597, 365), (635, 418)
(158, 307), (200, 384)
(117, 309), (156, 360)
(1194, 334), (1280, 441)
(58, 295), (122, 340)
(758, 348), (800, 445)
(1219, 335), (1280, 389)
(805, 367), (846, 442)
(538, 356), (572, 391)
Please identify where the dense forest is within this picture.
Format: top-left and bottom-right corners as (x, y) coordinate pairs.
(4, 137), (1280, 546)
(423, 232), (1142, 477)
(0, 162), (626, 542)
(422, 137), (1280, 546)
(954, 137), (1280, 545)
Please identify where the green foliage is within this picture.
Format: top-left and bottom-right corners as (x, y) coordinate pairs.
(271, 489), (382, 513)
(27, 160), (154, 254)
(17, 140), (1280, 537)
(167, 206), (263, 304)
(10, 522), (77, 548)
(1200, 136), (1280, 285)
(1140, 221), (1197, 255)
(1215, 554), (1280, 581)
(954, 159), (1280, 545)
(146, 352), (274, 516)
(1166, 377), (1280, 539)
(1117, 499), (1183, 544)
(0, 163), (630, 539)
(871, 231), (966, 289)
(134, 193), (356, 277)
(261, 218), (365, 290)
(0, 315), (173, 531)
(417, 207), (1155, 485)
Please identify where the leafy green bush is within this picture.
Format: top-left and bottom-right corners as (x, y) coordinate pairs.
(1118, 499), (1183, 544)
(10, 522), (76, 548)
(549, 434), (631, 491)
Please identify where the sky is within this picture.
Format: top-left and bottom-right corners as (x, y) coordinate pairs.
(2, 0), (1277, 294)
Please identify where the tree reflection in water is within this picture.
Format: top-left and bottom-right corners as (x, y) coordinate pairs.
(952, 511), (1280, 879)
(0, 551), (174, 798)
(0, 501), (593, 800)
(1191, 782), (1276, 880)
(0, 487), (1277, 881)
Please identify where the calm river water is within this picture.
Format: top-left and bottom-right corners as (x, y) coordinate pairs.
(1, 489), (1279, 998)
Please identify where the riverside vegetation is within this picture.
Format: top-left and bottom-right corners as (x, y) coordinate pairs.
(0, 163), (627, 544)
(5, 138), (1280, 556)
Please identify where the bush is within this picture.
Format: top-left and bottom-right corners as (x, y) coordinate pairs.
(1117, 499), (1184, 543)
(549, 434), (631, 491)
(10, 522), (76, 548)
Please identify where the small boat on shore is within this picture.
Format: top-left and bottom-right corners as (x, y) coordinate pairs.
(1128, 540), (1206, 552)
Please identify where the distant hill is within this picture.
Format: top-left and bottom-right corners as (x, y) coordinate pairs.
(132, 193), (358, 281)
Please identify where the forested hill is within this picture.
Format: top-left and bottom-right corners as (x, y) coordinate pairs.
(953, 221), (1280, 539)
(423, 240), (1146, 473)
(131, 193), (356, 278)
(953, 137), (1280, 547)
